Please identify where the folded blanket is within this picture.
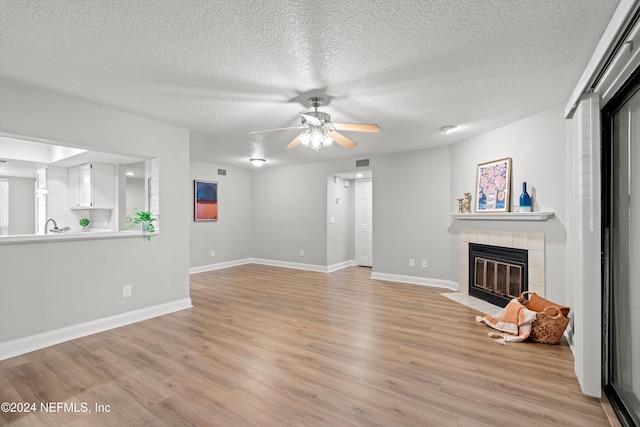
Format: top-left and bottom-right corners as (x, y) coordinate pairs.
(476, 298), (537, 345)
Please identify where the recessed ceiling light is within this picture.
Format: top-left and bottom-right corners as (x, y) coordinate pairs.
(125, 171), (135, 176)
(356, 173), (364, 178)
(440, 125), (458, 134)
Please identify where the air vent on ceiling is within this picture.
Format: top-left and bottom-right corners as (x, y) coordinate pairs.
(217, 169), (227, 176)
(356, 159), (370, 167)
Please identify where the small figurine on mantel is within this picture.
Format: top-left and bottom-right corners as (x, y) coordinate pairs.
(463, 192), (472, 213)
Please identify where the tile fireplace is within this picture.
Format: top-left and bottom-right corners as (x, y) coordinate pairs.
(469, 243), (528, 307)
(459, 229), (545, 300)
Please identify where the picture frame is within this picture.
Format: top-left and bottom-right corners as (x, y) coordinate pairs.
(475, 157), (511, 212)
(194, 180), (218, 221)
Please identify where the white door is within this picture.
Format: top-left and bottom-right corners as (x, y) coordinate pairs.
(356, 179), (373, 267)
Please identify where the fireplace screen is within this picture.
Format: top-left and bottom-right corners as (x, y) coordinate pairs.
(469, 243), (528, 307)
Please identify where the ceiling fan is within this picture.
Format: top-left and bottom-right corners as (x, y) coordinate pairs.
(250, 97), (381, 151)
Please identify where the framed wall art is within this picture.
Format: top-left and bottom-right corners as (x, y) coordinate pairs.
(194, 180), (218, 221)
(475, 157), (511, 212)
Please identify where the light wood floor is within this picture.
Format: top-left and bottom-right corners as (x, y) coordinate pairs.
(0, 265), (610, 426)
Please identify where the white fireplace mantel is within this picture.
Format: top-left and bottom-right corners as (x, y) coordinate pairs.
(450, 212), (554, 221)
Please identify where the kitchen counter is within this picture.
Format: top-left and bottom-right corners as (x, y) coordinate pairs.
(0, 229), (155, 245)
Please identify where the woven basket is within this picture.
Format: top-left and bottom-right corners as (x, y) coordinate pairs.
(517, 292), (570, 345)
(528, 307), (570, 344)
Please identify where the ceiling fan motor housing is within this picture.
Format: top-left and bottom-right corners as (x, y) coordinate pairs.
(301, 111), (331, 126)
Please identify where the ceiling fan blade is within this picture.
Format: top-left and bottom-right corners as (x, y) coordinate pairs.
(329, 131), (358, 149)
(287, 132), (306, 149)
(249, 126), (304, 134)
(301, 113), (322, 126)
(250, 126), (303, 134)
(333, 123), (381, 133)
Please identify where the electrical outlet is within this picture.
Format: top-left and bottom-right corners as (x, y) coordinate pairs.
(422, 260), (428, 268)
(122, 285), (132, 298)
(210, 250), (216, 257)
(299, 249), (305, 257)
(409, 258), (415, 267)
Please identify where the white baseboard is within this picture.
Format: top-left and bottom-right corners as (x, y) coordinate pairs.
(251, 258), (356, 273)
(565, 323), (575, 354)
(190, 259), (455, 290)
(0, 298), (192, 361)
(370, 272), (459, 291)
(190, 258), (252, 274)
(251, 258), (328, 272)
(326, 260), (356, 272)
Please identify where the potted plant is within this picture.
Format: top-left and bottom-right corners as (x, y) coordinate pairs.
(79, 218), (90, 231)
(125, 209), (156, 241)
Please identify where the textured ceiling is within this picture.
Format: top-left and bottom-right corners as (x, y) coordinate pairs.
(0, 0), (620, 169)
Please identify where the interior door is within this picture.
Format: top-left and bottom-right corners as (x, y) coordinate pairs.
(356, 179), (373, 267)
(604, 73), (640, 426)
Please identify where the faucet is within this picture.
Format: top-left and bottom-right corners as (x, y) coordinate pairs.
(44, 218), (58, 234)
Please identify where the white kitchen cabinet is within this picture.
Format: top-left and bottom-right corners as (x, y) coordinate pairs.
(69, 163), (115, 209)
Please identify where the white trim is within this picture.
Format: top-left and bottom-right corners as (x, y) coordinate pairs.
(191, 258), (356, 275)
(595, 19), (640, 106)
(371, 272), (459, 291)
(0, 298), (192, 361)
(450, 212), (554, 221)
(565, 324), (575, 351)
(192, 260), (455, 286)
(251, 258), (328, 273)
(565, 0), (639, 118)
(326, 260), (356, 272)
(189, 258), (252, 274)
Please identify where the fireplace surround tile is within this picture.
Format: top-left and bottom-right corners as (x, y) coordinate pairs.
(513, 232), (528, 249)
(499, 231), (513, 247)
(529, 250), (545, 270)
(528, 233), (545, 251)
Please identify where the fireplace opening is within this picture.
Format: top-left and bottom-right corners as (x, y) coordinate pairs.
(469, 243), (528, 307)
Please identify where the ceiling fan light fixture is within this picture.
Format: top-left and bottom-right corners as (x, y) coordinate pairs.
(309, 126), (324, 150)
(251, 94), (379, 151)
(249, 158), (266, 167)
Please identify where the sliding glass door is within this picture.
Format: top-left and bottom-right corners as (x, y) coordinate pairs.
(603, 69), (640, 427)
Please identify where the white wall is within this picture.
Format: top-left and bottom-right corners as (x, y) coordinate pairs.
(372, 147), (452, 281)
(448, 105), (569, 304)
(0, 80), (190, 345)
(7, 176), (35, 235)
(252, 161), (332, 266)
(249, 148), (453, 284)
(189, 156), (252, 269)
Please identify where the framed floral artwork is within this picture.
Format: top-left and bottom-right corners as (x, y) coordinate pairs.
(194, 180), (218, 221)
(475, 158), (511, 212)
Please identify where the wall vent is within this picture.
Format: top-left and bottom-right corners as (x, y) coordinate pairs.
(356, 159), (370, 167)
(217, 169), (227, 176)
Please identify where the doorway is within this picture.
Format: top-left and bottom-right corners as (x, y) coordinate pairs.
(603, 67), (640, 427)
(356, 178), (373, 267)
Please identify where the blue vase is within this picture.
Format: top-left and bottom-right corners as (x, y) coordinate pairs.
(519, 182), (532, 212)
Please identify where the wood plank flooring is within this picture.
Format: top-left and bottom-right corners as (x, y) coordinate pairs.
(0, 265), (610, 426)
